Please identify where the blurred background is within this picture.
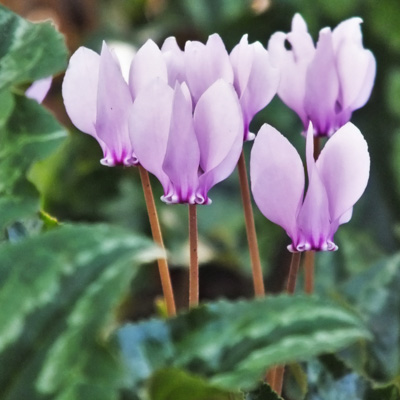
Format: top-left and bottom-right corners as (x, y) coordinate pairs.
(1, 0), (399, 315)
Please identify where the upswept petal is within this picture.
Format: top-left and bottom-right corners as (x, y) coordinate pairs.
(304, 28), (339, 135)
(129, 39), (168, 99)
(162, 83), (200, 204)
(250, 124), (305, 242)
(108, 41), (136, 82)
(161, 37), (185, 86)
(268, 31), (310, 128)
(316, 122), (370, 223)
(129, 78), (173, 192)
(337, 42), (376, 111)
(304, 122), (315, 180)
(96, 42), (135, 166)
(288, 13), (315, 60)
(296, 127), (331, 250)
(231, 36), (280, 140)
(62, 46), (99, 137)
(332, 17), (363, 49)
(26, 76), (52, 103)
(230, 35), (253, 98)
(184, 34), (233, 103)
(332, 18), (376, 111)
(296, 165), (331, 251)
(351, 51), (376, 110)
(194, 80), (242, 172)
(194, 80), (243, 203)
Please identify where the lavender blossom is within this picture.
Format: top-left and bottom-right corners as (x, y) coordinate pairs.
(63, 42), (135, 166)
(129, 79), (243, 205)
(268, 14), (376, 136)
(165, 33), (280, 141)
(250, 122), (370, 251)
(184, 34), (234, 105)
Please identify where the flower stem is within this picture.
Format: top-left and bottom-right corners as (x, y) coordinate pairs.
(304, 250), (315, 294)
(273, 366), (285, 396)
(237, 150), (272, 383)
(139, 165), (176, 317)
(272, 252), (302, 395)
(313, 136), (321, 160)
(189, 203), (199, 307)
(237, 150), (265, 297)
(287, 252), (302, 295)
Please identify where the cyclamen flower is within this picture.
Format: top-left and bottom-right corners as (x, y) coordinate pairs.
(268, 14), (376, 136)
(250, 122), (370, 251)
(129, 78), (243, 205)
(183, 34), (234, 105)
(161, 33), (279, 141)
(63, 42), (135, 166)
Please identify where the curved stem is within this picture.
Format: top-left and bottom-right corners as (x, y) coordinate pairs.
(139, 166), (176, 317)
(237, 150), (265, 297)
(286, 252), (302, 295)
(272, 252), (302, 395)
(273, 366), (285, 396)
(304, 251), (315, 294)
(189, 203), (199, 307)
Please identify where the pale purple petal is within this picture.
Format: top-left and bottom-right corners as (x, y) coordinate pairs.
(96, 42), (135, 166)
(348, 51), (376, 110)
(305, 123), (315, 180)
(332, 17), (363, 49)
(108, 41), (136, 82)
(184, 34), (233, 104)
(26, 76), (52, 103)
(316, 122), (370, 223)
(336, 44), (376, 111)
(62, 46), (99, 137)
(129, 78), (173, 192)
(296, 127), (331, 251)
(162, 83), (200, 204)
(161, 37), (186, 86)
(129, 39), (168, 99)
(230, 35), (253, 98)
(304, 28), (340, 135)
(288, 13), (315, 58)
(194, 80), (242, 203)
(250, 124), (304, 242)
(332, 17), (376, 111)
(231, 35), (280, 140)
(339, 207), (353, 225)
(268, 15), (314, 128)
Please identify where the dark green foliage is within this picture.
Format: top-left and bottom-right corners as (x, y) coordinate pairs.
(0, 4), (67, 90)
(118, 295), (370, 395)
(0, 224), (160, 400)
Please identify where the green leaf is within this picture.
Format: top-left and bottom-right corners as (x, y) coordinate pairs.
(366, 382), (400, 400)
(306, 356), (368, 400)
(148, 368), (241, 400)
(0, 195), (38, 232)
(0, 5), (67, 90)
(118, 294), (370, 394)
(0, 95), (67, 195)
(0, 89), (14, 126)
(341, 253), (400, 380)
(306, 355), (400, 400)
(0, 224), (161, 400)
